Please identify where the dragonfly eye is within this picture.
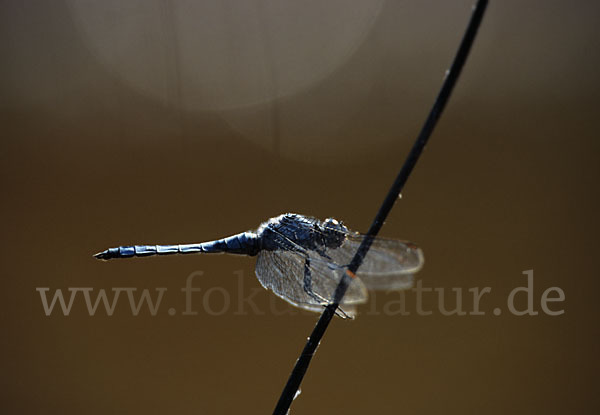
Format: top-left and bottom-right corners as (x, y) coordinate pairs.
(323, 218), (346, 230)
(322, 218), (348, 248)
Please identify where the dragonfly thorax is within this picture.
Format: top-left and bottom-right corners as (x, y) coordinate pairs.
(257, 213), (347, 253)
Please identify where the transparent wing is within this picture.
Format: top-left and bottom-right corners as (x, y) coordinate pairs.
(323, 233), (424, 291)
(255, 249), (368, 314)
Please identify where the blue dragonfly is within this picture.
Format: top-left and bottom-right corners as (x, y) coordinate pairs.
(95, 213), (423, 316)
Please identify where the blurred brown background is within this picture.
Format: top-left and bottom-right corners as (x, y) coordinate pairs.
(1, 0), (598, 413)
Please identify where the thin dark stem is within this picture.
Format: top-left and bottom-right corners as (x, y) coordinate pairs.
(273, 1), (488, 413)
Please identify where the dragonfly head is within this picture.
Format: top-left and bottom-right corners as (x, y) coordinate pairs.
(321, 218), (348, 248)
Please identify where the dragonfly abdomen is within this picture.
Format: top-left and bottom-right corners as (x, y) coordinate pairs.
(94, 232), (259, 260)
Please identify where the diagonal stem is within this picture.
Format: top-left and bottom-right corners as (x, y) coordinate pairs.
(273, 1), (488, 413)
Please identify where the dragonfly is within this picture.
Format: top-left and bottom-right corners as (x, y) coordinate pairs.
(95, 213), (424, 317)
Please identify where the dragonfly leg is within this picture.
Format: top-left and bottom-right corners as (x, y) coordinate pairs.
(303, 257), (353, 319)
(315, 247), (332, 261)
(334, 307), (353, 319)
